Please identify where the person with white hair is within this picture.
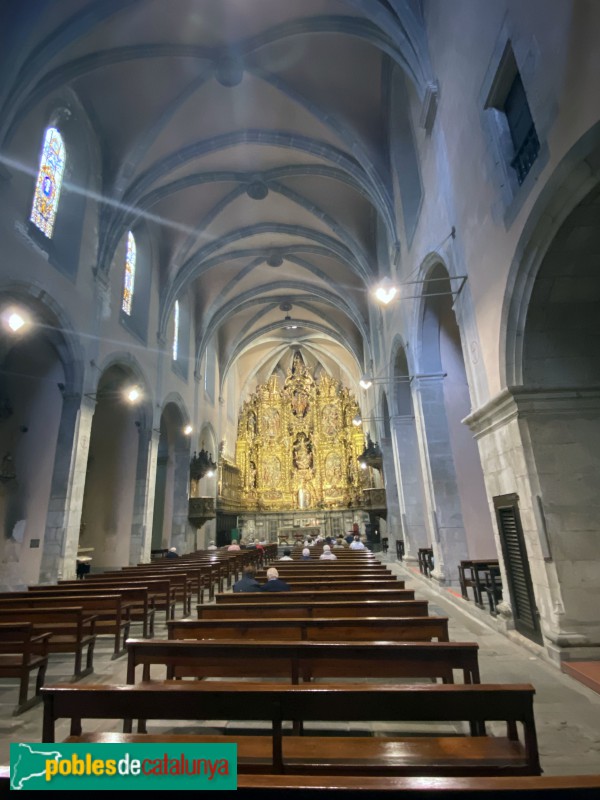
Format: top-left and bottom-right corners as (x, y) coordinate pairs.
(207, 541), (217, 550)
(260, 567), (291, 592)
(319, 544), (337, 560)
(165, 546), (179, 559)
(301, 547), (311, 560)
(350, 535), (366, 550)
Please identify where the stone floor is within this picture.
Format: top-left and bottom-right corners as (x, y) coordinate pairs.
(1, 556), (600, 776)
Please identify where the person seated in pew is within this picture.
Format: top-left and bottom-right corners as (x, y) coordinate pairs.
(227, 541), (241, 551)
(279, 549), (293, 561)
(319, 544), (337, 561)
(233, 566), (262, 593)
(261, 567), (291, 592)
(301, 547), (311, 560)
(207, 541), (217, 550)
(350, 535), (366, 550)
(165, 547), (179, 559)
(334, 537), (346, 549)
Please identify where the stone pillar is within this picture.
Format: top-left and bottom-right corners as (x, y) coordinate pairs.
(389, 415), (430, 563)
(380, 435), (401, 545)
(130, 428), (159, 565)
(465, 387), (600, 662)
(413, 375), (468, 584)
(170, 446), (194, 555)
(40, 395), (95, 583)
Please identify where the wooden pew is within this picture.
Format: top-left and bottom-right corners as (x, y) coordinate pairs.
(198, 599), (430, 619)
(0, 593), (131, 657)
(43, 682), (541, 777)
(236, 775), (600, 794)
(125, 638), (480, 684)
(105, 569), (191, 614)
(0, 607), (96, 679)
(217, 588), (416, 603)
(0, 622), (50, 714)
(418, 548), (434, 577)
(168, 615), (450, 643)
(458, 559), (500, 607)
(57, 577), (175, 623)
(29, 584), (155, 638)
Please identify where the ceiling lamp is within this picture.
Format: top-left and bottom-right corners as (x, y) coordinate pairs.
(283, 315), (298, 330)
(373, 277), (398, 305)
(359, 375), (373, 389)
(183, 424), (193, 436)
(352, 414), (362, 427)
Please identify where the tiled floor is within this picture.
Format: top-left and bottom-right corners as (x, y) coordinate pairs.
(2, 557), (600, 776)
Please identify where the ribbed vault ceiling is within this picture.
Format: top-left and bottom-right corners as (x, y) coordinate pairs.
(0, 0), (432, 394)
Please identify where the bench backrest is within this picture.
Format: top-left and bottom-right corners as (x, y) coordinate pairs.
(169, 615), (449, 642)
(125, 638), (480, 684)
(199, 600), (429, 619)
(41, 681), (540, 776)
(217, 589), (415, 603)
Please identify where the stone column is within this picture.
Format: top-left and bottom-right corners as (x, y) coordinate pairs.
(170, 446), (194, 555)
(389, 415), (430, 563)
(465, 387), (600, 662)
(413, 375), (468, 584)
(40, 395), (96, 583)
(130, 428), (159, 565)
(380, 435), (401, 547)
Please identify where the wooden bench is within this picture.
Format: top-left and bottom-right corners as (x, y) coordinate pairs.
(106, 569), (191, 614)
(0, 593), (131, 657)
(0, 622), (50, 714)
(168, 615), (450, 643)
(43, 682), (541, 777)
(418, 548), (434, 577)
(236, 774), (600, 794)
(58, 576), (175, 623)
(30, 584), (155, 638)
(0, 607), (96, 679)
(458, 560), (500, 607)
(199, 599), (430, 619)
(217, 588), (416, 603)
(125, 638), (480, 684)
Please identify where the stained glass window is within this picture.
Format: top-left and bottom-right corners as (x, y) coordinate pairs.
(30, 127), (66, 238)
(122, 232), (136, 315)
(172, 300), (180, 360)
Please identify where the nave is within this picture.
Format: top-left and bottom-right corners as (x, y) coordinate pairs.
(2, 550), (600, 792)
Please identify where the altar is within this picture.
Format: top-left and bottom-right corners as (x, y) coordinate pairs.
(277, 526), (321, 545)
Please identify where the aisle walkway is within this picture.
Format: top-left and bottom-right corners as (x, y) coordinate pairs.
(1, 556), (600, 776)
(384, 555), (600, 776)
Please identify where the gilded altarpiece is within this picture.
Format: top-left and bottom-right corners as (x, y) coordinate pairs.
(236, 354), (367, 511)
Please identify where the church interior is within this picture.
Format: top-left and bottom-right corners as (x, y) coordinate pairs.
(0, 0), (600, 793)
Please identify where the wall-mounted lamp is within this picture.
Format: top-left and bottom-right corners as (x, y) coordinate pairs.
(359, 375), (373, 389)
(1, 307), (30, 335)
(372, 278), (398, 305)
(372, 274), (468, 306)
(183, 424), (193, 436)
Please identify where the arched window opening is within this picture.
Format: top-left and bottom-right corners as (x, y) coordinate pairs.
(122, 232), (136, 315)
(172, 300), (180, 361)
(30, 127), (66, 238)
